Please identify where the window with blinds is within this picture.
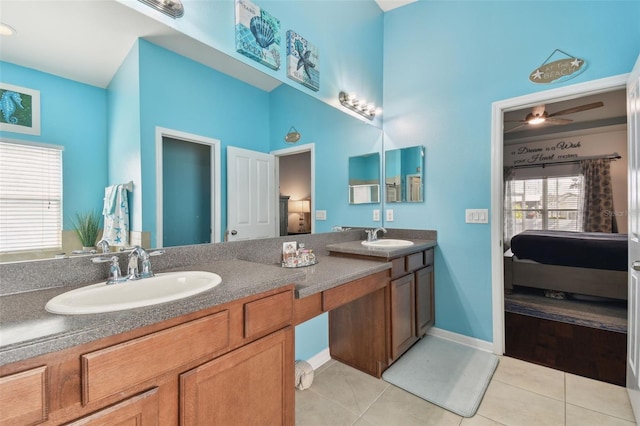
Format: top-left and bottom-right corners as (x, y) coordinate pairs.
(506, 175), (583, 239)
(0, 140), (63, 253)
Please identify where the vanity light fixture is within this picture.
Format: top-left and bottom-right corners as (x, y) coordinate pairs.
(138, 0), (184, 18)
(339, 91), (376, 120)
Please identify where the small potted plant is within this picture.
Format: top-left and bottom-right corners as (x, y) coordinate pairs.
(71, 210), (101, 251)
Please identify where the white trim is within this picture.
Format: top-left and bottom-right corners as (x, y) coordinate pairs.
(271, 143), (316, 234)
(0, 137), (64, 151)
(304, 348), (331, 370)
(155, 127), (221, 247)
(427, 327), (495, 353)
(490, 74), (629, 355)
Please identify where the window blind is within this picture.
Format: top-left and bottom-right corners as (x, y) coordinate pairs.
(0, 140), (63, 253)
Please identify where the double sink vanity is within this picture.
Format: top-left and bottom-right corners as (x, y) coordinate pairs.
(0, 229), (435, 425)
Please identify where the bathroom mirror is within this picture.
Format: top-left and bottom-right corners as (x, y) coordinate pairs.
(0, 1), (384, 263)
(348, 153), (381, 204)
(385, 146), (425, 203)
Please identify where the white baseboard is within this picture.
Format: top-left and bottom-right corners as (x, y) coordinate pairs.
(428, 327), (495, 353)
(304, 348), (331, 370)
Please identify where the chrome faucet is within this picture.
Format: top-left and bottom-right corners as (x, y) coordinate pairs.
(96, 238), (110, 254)
(366, 227), (387, 242)
(127, 246), (164, 280)
(92, 255), (127, 285)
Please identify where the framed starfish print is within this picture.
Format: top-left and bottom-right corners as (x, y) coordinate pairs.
(286, 30), (319, 92)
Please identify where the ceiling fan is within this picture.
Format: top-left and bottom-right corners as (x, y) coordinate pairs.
(504, 101), (604, 133)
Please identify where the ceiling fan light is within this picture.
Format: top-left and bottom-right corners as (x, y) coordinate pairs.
(529, 117), (546, 125)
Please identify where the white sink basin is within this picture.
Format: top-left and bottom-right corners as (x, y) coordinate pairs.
(45, 271), (222, 315)
(361, 239), (414, 248)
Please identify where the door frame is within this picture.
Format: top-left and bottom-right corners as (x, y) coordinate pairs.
(155, 127), (221, 247)
(490, 74), (629, 354)
(271, 143), (315, 235)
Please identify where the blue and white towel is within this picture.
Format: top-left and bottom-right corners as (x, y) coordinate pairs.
(102, 184), (130, 247)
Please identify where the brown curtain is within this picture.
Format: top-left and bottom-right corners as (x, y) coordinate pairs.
(503, 166), (515, 248)
(580, 158), (617, 233)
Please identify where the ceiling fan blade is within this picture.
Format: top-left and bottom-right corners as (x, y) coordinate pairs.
(548, 101), (604, 118)
(545, 118), (573, 125)
(504, 119), (527, 123)
(504, 123), (527, 133)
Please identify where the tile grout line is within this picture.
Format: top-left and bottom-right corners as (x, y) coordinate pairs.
(351, 382), (391, 426)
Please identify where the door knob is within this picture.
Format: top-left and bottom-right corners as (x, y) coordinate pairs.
(230, 230), (238, 236)
(633, 260), (640, 271)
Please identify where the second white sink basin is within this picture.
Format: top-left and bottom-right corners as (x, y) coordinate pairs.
(361, 239), (414, 248)
(45, 271), (222, 315)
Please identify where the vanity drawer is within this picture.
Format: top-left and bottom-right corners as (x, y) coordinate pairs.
(389, 257), (407, 279)
(82, 311), (229, 404)
(244, 290), (293, 340)
(0, 366), (48, 425)
(424, 249), (434, 266)
(406, 252), (425, 273)
(323, 271), (388, 311)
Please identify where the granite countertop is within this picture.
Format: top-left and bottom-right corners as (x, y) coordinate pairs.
(0, 255), (389, 366)
(326, 239), (437, 259)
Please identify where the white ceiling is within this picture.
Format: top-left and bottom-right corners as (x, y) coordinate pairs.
(374, 0), (417, 12)
(1, 0), (415, 92)
(0, 1), (281, 91)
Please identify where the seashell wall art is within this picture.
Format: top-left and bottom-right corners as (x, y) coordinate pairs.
(286, 30), (320, 92)
(235, 0), (281, 70)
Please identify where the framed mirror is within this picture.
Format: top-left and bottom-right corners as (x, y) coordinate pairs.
(348, 153), (380, 204)
(385, 146), (424, 203)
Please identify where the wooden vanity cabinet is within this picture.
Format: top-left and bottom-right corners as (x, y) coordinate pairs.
(328, 247), (435, 377)
(0, 287), (295, 426)
(388, 249), (434, 363)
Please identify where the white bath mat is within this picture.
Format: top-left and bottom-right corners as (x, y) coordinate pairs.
(382, 335), (499, 417)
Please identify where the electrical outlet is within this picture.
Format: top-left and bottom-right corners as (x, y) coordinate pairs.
(315, 210), (327, 220)
(386, 209), (394, 222)
(465, 209), (489, 224)
(373, 209), (380, 221)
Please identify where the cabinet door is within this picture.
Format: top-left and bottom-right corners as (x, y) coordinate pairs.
(65, 388), (159, 425)
(180, 327), (294, 426)
(415, 265), (434, 337)
(389, 274), (417, 361)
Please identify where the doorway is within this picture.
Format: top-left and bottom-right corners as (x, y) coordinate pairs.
(272, 144), (315, 236)
(155, 127), (221, 248)
(490, 74), (629, 356)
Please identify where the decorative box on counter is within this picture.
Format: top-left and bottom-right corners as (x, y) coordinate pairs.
(282, 241), (317, 268)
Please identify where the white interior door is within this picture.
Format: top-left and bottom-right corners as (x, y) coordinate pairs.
(627, 54), (640, 423)
(226, 146), (276, 241)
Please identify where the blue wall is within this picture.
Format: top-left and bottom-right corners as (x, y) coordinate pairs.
(136, 40), (271, 246)
(107, 44), (142, 232)
(383, 1), (640, 342)
(120, 0), (384, 125)
(269, 83), (384, 232)
(0, 61), (107, 230)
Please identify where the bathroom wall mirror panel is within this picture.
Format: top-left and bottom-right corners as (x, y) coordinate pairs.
(348, 153), (381, 204)
(0, 1), (383, 263)
(385, 146), (425, 203)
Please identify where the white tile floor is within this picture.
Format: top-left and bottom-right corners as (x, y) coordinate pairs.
(295, 356), (637, 426)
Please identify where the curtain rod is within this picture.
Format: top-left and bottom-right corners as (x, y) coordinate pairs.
(508, 152), (621, 170)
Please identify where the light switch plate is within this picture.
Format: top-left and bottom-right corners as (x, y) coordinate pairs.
(386, 209), (394, 222)
(373, 209), (380, 221)
(315, 210), (327, 220)
(465, 209), (489, 224)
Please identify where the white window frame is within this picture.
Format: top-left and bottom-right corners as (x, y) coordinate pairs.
(0, 139), (64, 253)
